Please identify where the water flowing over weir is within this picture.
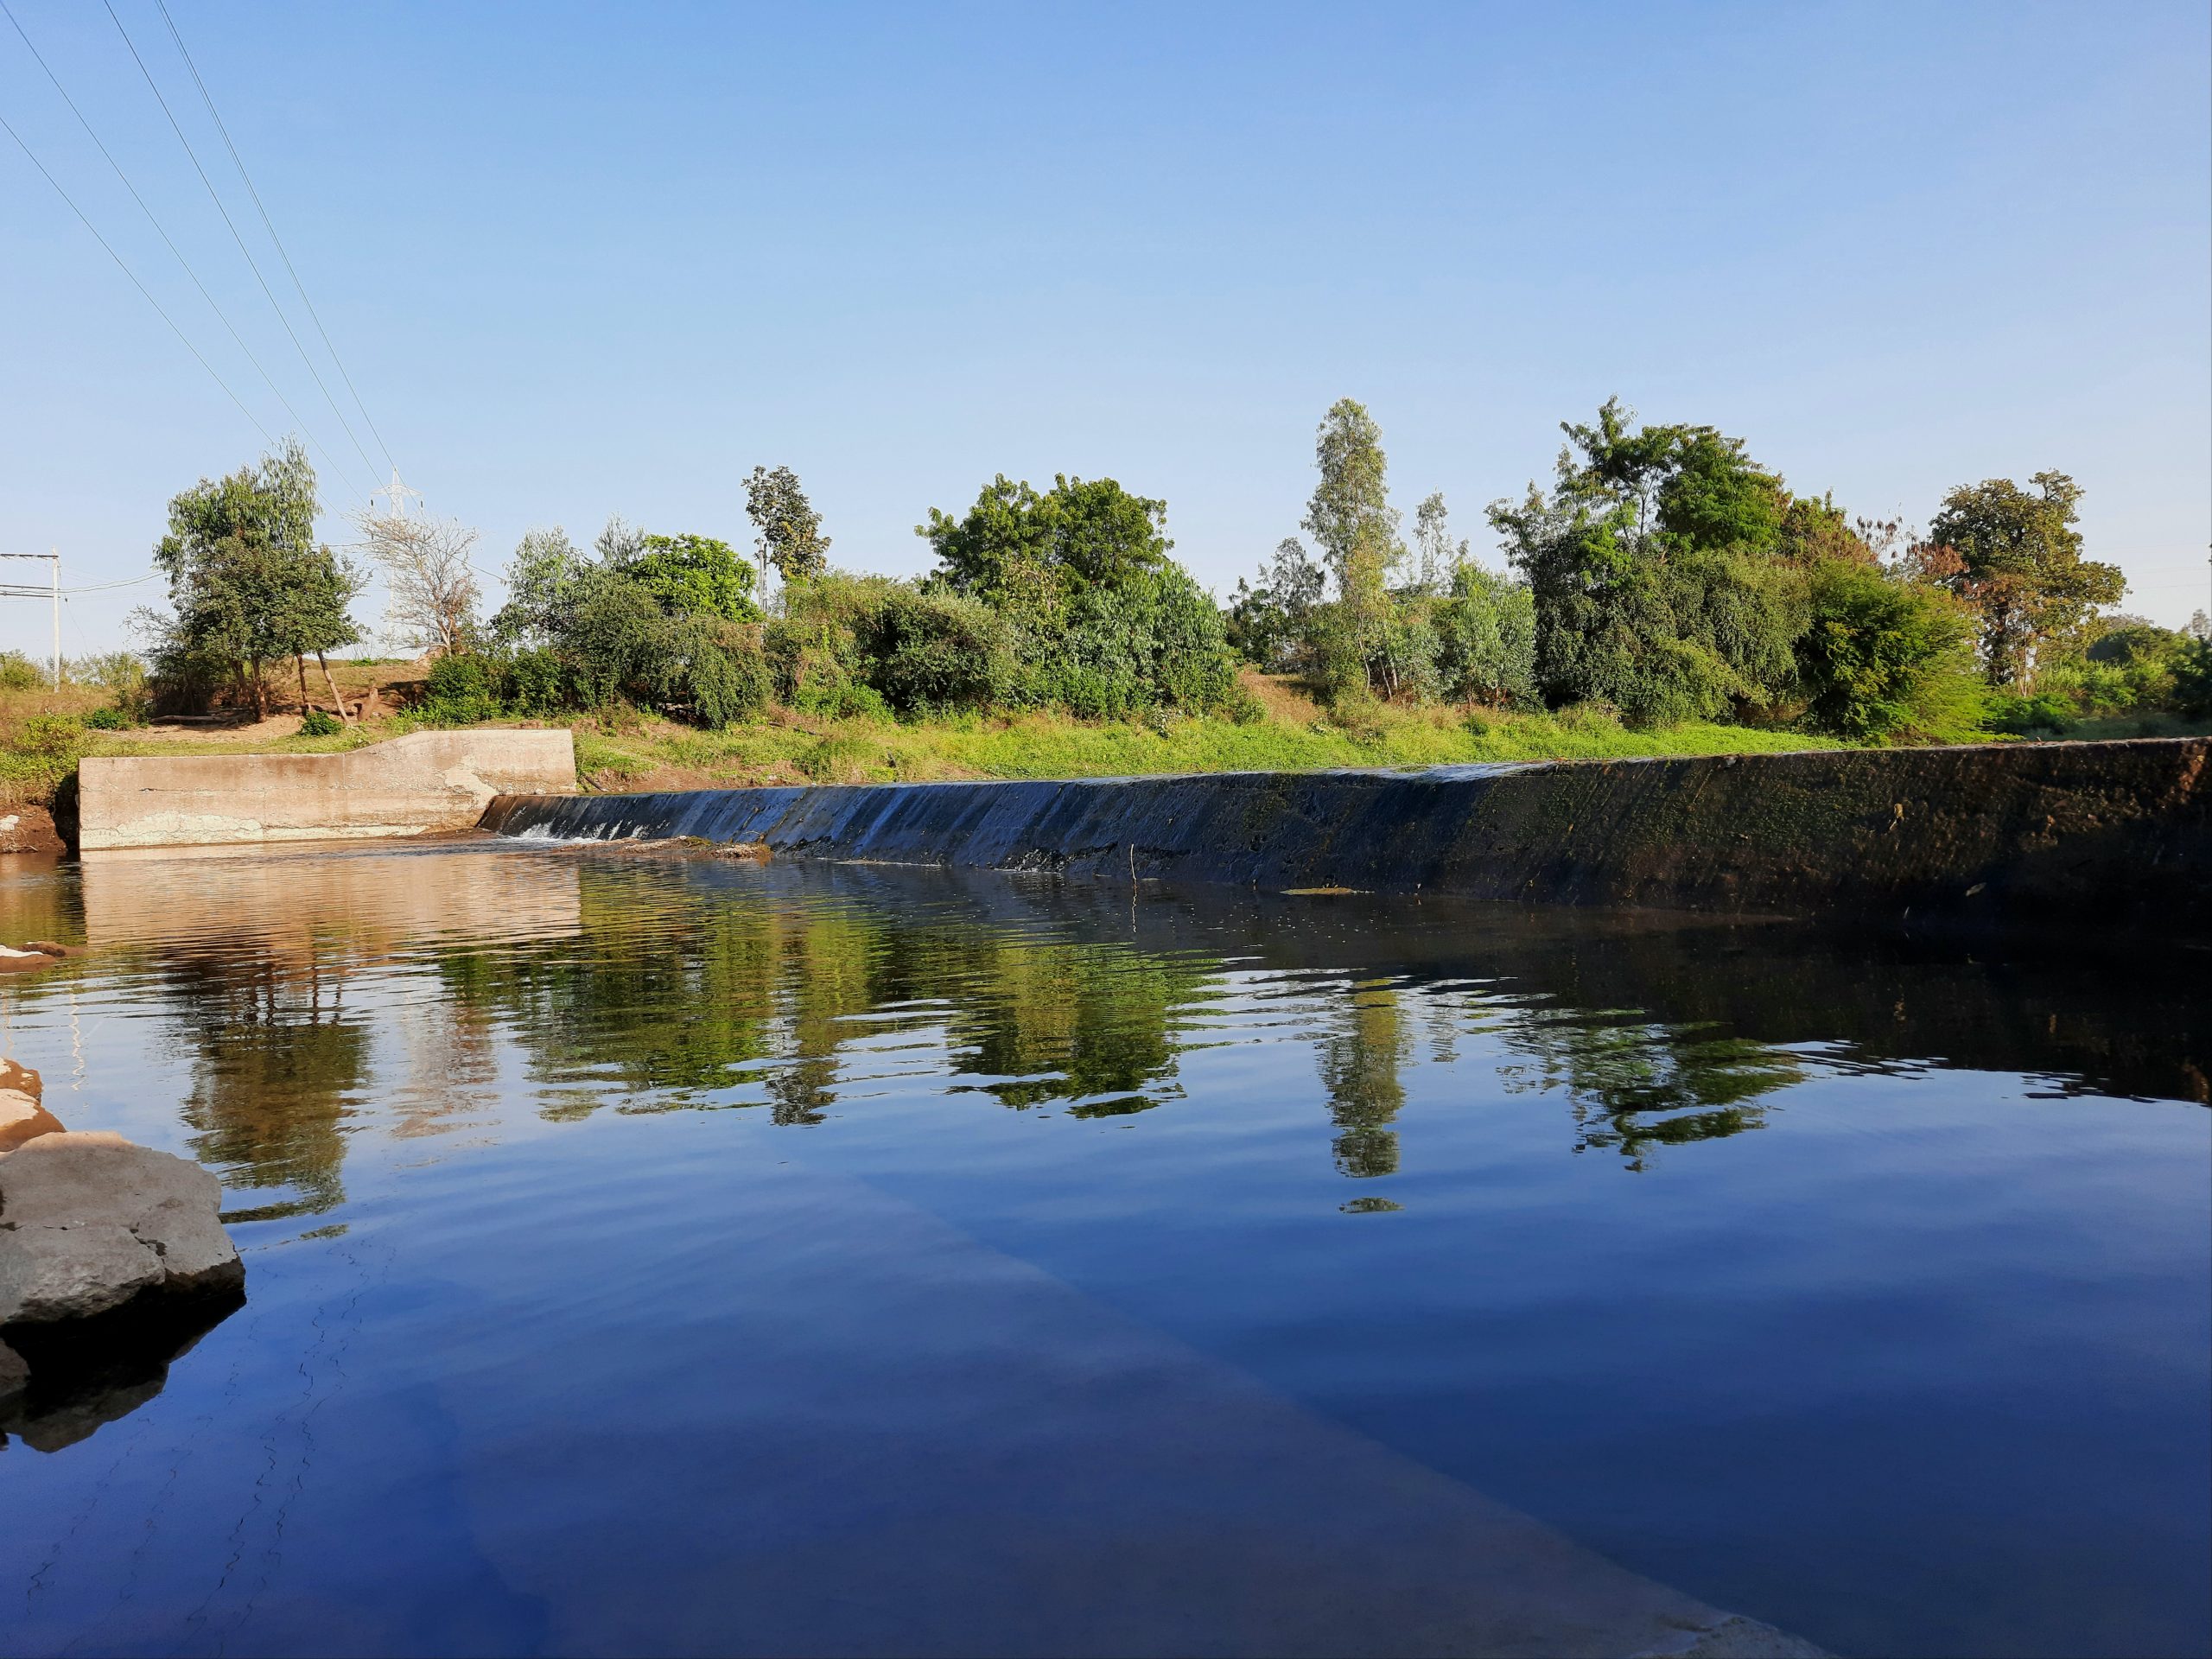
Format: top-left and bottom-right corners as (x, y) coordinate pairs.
(480, 736), (2211, 934)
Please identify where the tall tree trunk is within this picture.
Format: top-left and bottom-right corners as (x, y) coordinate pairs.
(316, 651), (353, 725)
(296, 652), (311, 715)
(250, 657), (266, 720)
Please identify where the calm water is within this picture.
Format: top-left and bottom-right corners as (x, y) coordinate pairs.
(1, 842), (2206, 1658)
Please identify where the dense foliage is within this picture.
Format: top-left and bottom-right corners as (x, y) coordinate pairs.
(1227, 396), (2190, 745)
(125, 426), (2190, 750)
(917, 474), (1237, 715)
(138, 440), (362, 718)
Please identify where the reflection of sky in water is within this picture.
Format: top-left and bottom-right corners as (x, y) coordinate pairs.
(1, 843), (2206, 1659)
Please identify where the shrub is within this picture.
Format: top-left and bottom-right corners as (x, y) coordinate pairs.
(859, 587), (1019, 715)
(1433, 564), (1538, 708)
(1794, 560), (1984, 742)
(1986, 690), (2074, 735)
(299, 709), (343, 737)
(420, 651), (505, 724)
(9, 714), (84, 756)
(792, 678), (891, 721)
(1224, 680), (1268, 725)
(505, 647), (567, 715)
(83, 705), (134, 731)
(644, 616), (772, 729)
(0, 651), (46, 691)
(2171, 639), (2212, 720)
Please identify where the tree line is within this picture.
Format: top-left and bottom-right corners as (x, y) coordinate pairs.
(125, 404), (2212, 739)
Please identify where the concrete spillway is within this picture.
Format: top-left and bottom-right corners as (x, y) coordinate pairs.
(480, 736), (2210, 935)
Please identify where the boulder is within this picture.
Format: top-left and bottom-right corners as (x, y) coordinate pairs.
(0, 1058), (41, 1099)
(0, 1088), (64, 1154)
(0, 1133), (243, 1324)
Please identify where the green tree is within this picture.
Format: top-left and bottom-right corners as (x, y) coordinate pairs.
(1923, 472), (2125, 690)
(1301, 399), (1402, 699)
(1225, 537), (1325, 674)
(1302, 398), (1402, 588)
(1489, 402), (1807, 725)
(918, 473), (1230, 714)
(492, 527), (591, 648)
(149, 439), (360, 719)
(628, 533), (760, 621)
(1409, 492), (1465, 594)
(744, 465), (831, 587)
(920, 473), (1173, 620)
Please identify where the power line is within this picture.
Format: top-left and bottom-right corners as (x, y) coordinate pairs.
(1, 0), (358, 493)
(0, 108), (275, 444)
(102, 0), (380, 493)
(155, 0), (397, 476)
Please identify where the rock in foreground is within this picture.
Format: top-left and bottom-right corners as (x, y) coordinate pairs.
(0, 1133), (244, 1323)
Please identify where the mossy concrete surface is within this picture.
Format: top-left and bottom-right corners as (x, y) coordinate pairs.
(481, 736), (2209, 936)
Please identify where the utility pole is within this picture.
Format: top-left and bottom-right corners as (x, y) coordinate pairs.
(382, 468), (418, 524)
(0, 552), (60, 687)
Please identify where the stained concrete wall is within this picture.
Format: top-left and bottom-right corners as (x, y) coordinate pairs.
(480, 737), (2209, 935)
(81, 729), (576, 851)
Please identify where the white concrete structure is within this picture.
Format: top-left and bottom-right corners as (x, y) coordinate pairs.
(78, 729), (576, 851)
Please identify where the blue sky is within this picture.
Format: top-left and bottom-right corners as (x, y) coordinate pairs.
(3, 0), (2207, 657)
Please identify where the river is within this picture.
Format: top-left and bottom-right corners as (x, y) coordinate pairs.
(2, 840), (2205, 1656)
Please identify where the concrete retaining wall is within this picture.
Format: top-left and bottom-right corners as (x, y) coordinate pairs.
(480, 737), (2209, 934)
(81, 729), (576, 851)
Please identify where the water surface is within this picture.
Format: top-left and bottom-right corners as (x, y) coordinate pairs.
(1, 842), (2205, 1657)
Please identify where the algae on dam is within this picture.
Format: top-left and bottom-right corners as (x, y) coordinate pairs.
(480, 735), (2209, 935)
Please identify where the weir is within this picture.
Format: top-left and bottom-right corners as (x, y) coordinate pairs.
(481, 735), (2209, 935)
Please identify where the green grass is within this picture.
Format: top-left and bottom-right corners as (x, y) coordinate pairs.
(35, 682), (2208, 818)
(558, 702), (1842, 791)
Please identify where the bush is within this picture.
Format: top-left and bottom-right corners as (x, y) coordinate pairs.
(505, 647), (567, 715)
(795, 732), (874, 782)
(0, 651), (46, 691)
(644, 616), (772, 729)
(1986, 690), (2074, 735)
(1224, 680), (1268, 725)
(299, 709), (343, 737)
(1433, 565), (1538, 708)
(7, 714), (83, 756)
(419, 651), (505, 724)
(1794, 560), (1984, 742)
(793, 678), (891, 721)
(83, 705), (135, 731)
(2171, 639), (2212, 720)
(860, 588), (1019, 715)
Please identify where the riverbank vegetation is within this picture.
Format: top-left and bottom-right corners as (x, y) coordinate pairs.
(4, 397), (2207, 813)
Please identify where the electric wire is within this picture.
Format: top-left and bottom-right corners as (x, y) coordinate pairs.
(0, 108), (274, 445)
(155, 0), (397, 476)
(102, 0), (380, 493)
(1, 0), (359, 493)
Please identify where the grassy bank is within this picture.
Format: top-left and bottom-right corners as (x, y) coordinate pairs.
(566, 699), (1839, 792)
(0, 668), (1853, 814)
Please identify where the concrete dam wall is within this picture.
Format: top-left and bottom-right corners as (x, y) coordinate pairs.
(480, 737), (2210, 934)
(81, 729), (577, 851)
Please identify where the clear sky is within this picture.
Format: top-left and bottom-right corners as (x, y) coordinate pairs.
(3, 0), (2207, 658)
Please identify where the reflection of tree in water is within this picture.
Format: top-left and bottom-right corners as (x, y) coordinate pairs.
(434, 867), (1216, 1128)
(944, 939), (1206, 1116)
(167, 956), (366, 1219)
(423, 862), (1815, 1183)
(1500, 1014), (1802, 1172)
(1319, 980), (1407, 1178)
